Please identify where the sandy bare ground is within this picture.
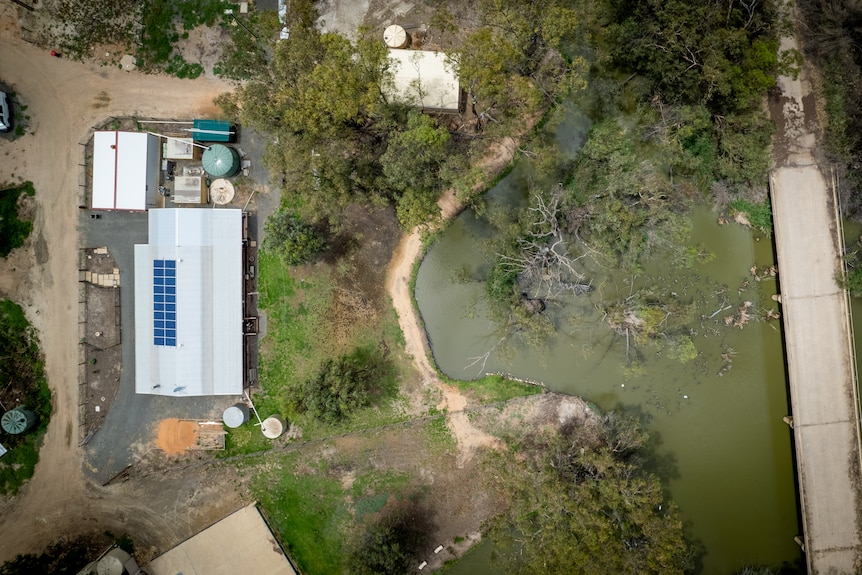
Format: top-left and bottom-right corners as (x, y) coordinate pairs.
(0, 8), (245, 560)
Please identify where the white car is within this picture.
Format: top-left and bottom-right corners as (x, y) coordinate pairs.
(0, 91), (12, 133)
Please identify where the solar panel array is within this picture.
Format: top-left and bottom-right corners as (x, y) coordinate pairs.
(153, 259), (177, 346)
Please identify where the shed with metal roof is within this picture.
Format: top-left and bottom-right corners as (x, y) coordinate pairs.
(134, 208), (243, 396)
(91, 131), (160, 210)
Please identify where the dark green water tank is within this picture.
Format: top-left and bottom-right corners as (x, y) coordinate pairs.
(1, 408), (37, 435)
(201, 144), (241, 178)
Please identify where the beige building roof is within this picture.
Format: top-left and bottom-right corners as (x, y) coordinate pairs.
(146, 504), (297, 575)
(387, 49), (460, 111)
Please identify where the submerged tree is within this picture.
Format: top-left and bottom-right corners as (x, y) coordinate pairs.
(497, 186), (593, 300)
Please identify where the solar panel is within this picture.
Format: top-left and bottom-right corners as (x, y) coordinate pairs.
(154, 260), (177, 346)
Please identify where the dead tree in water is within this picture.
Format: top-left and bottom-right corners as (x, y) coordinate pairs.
(498, 187), (593, 300)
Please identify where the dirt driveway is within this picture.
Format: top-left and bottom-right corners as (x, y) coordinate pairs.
(0, 5), (248, 560)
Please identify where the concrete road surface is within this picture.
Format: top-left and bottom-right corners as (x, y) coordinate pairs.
(770, 28), (862, 575)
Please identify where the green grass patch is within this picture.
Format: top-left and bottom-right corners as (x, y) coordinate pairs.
(257, 250), (411, 440)
(0, 434), (44, 496)
(0, 299), (51, 495)
(254, 454), (350, 575)
(140, 0), (228, 74)
(258, 250), (332, 399)
(352, 470), (412, 518)
(729, 198), (773, 235)
(0, 181), (35, 258)
(452, 374), (542, 404)
(220, 392), (281, 457)
(423, 416), (457, 455)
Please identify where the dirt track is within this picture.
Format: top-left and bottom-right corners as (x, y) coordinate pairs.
(0, 6), (244, 560)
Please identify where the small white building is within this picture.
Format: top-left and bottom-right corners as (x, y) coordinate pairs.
(387, 49), (461, 112)
(92, 131), (160, 210)
(134, 208), (243, 396)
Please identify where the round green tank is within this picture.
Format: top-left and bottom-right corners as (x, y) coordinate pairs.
(201, 144), (241, 178)
(1, 408), (37, 435)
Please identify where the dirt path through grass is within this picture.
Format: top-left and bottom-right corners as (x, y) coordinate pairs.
(385, 153), (516, 466)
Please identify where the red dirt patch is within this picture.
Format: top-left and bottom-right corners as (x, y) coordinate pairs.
(156, 418), (197, 455)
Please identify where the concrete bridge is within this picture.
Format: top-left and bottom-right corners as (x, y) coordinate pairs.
(770, 30), (862, 575)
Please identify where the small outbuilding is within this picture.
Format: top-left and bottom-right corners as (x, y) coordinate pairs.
(145, 504), (297, 575)
(386, 49), (461, 112)
(91, 131), (160, 210)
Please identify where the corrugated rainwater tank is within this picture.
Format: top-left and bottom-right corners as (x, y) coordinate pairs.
(1, 408), (37, 435)
(201, 144), (240, 178)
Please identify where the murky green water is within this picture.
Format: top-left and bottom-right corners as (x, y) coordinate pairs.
(419, 167), (801, 572)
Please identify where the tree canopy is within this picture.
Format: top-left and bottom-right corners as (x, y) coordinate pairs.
(263, 208), (326, 266)
(288, 346), (395, 422)
(492, 413), (692, 575)
(606, 0), (784, 112)
(219, 0), (588, 229)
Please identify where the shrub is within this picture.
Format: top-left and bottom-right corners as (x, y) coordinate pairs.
(290, 346), (395, 422)
(0, 181), (35, 258)
(264, 209), (326, 266)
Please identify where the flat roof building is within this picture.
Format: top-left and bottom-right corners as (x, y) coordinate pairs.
(134, 208), (243, 396)
(92, 131), (160, 210)
(387, 49), (461, 112)
(146, 504), (297, 575)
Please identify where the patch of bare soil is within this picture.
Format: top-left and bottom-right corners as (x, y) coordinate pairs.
(176, 25), (230, 78)
(438, 384), (504, 467)
(80, 248), (122, 441)
(156, 419), (198, 455)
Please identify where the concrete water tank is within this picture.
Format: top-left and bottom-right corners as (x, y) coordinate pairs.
(201, 144), (240, 178)
(210, 178), (236, 205)
(1, 408), (36, 435)
(261, 415), (286, 439)
(223, 404), (250, 429)
(384, 24), (408, 48)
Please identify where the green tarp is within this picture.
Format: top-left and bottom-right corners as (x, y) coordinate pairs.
(192, 119), (233, 142)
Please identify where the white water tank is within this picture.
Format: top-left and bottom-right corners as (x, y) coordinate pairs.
(223, 404), (250, 428)
(261, 415), (286, 439)
(384, 24), (408, 48)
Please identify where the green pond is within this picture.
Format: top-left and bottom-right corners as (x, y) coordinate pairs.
(417, 127), (801, 572)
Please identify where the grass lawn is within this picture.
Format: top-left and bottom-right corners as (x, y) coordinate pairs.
(0, 299), (51, 495)
(452, 375), (543, 404)
(255, 250), (414, 441)
(0, 181), (35, 258)
(254, 453), (351, 575)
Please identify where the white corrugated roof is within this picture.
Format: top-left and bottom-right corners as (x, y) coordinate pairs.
(92, 131), (159, 210)
(135, 209), (243, 396)
(387, 49), (460, 111)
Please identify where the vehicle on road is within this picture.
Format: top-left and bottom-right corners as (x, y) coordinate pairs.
(0, 91), (11, 133)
